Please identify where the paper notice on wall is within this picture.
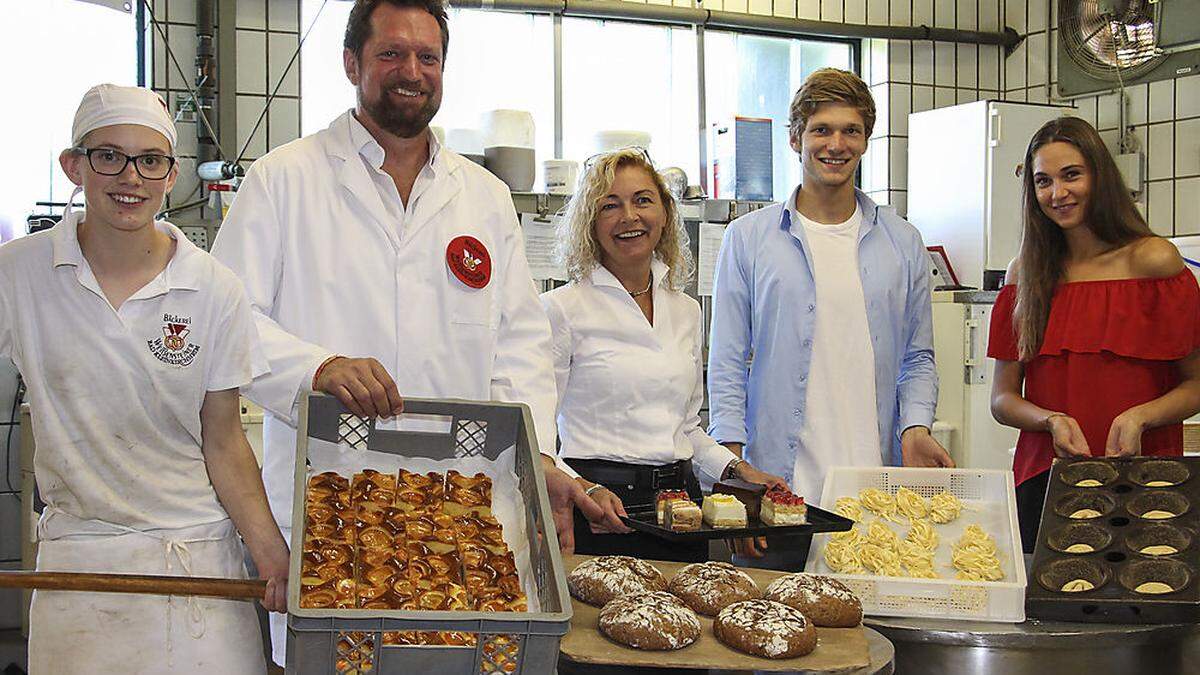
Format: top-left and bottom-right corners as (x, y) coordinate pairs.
(698, 222), (728, 297)
(520, 212), (566, 281)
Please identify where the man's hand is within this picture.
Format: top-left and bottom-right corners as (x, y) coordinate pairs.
(900, 426), (955, 467)
(1047, 414), (1091, 458)
(1105, 410), (1145, 458)
(540, 455), (605, 554)
(314, 356), (403, 418)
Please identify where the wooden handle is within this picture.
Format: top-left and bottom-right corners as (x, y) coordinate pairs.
(0, 571), (268, 600)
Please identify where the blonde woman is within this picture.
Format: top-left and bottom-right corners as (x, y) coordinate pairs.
(542, 148), (785, 563)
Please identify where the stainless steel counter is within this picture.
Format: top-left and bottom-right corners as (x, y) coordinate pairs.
(866, 605), (1199, 674)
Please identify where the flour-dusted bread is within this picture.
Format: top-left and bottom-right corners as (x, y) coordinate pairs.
(668, 561), (761, 616)
(765, 572), (863, 627)
(598, 591), (702, 651)
(714, 599), (817, 659)
(567, 556), (668, 606)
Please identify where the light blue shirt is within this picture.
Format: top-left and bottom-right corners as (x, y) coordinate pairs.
(707, 188), (937, 478)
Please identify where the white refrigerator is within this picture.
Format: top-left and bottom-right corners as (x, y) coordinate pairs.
(930, 292), (1019, 471)
(908, 100), (1073, 290)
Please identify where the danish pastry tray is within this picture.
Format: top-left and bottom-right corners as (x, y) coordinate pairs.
(1026, 456), (1200, 624)
(286, 394), (572, 675)
(620, 502), (854, 543)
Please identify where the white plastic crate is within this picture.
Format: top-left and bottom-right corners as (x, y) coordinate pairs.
(804, 466), (1026, 623)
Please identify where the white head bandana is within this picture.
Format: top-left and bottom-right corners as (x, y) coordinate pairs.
(71, 84), (177, 151)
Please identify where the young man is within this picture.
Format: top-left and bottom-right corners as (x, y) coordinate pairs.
(210, 0), (606, 663)
(0, 84), (288, 673)
(707, 69), (952, 570)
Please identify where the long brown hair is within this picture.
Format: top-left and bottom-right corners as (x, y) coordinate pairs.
(1014, 116), (1152, 359)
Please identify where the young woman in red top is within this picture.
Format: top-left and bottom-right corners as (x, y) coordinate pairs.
(988, 116), (1200, 552)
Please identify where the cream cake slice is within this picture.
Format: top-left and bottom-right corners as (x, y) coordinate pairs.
(665, 499), (703, 532)
(702, 494), (748, 528)
(761, 486), (807, 526)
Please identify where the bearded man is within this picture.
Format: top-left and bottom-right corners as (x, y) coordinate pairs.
(210, 0), (609, 665)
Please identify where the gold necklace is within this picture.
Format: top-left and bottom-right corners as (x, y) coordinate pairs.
(628, 275), (654, 297)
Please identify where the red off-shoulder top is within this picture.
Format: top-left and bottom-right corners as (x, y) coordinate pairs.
(988, 270), (1200, 485)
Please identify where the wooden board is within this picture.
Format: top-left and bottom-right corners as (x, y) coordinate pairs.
(560, 555), (871, 672)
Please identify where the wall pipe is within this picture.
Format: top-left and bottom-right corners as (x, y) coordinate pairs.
(451, 0), (1021, 50)
(195, 0), (219, 168)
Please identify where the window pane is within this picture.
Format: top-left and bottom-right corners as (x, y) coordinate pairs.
(0, 0), (136, 240)
(705, 32), (853, 201)
(562, 19), (700, 185)
(301, 4), (554, 167)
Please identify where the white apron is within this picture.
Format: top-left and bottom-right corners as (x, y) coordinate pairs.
(28, 508), (266, 675)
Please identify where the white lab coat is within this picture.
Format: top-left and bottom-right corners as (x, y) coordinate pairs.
(211, 110), (557, 529)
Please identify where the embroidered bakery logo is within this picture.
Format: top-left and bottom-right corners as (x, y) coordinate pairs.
(147, 313), (201, 367)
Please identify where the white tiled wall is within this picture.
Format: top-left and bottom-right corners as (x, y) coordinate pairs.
(148, 0), (301, 206)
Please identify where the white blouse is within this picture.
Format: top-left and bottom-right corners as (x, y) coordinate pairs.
(540, 258), (737, 485)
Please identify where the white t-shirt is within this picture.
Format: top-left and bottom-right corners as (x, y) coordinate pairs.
(0, 210), (267, 532)
(540, 259), (738, 485)
(795, 205), (881, 504)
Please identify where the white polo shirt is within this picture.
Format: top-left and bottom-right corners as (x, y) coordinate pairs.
(541, 259), (738, 485)
(0, 210), (266, 532)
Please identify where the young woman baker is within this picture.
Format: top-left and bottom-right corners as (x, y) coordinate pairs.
(0, 84), (288, 673)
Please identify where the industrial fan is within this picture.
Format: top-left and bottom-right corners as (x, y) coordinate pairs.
(1058, 0), (1200, 96)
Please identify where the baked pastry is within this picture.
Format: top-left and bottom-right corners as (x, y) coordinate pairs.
(444, 470), (493, 517)
(396, 470), (444, 513)
(714, 599), (817, 659)
(352, 469), (397, 504)
(656, 489), (690, 525)
(598, 591), (701, 651)
(568, 556), (668, 606)
(664, 499), (702, 532)
(668, 561), (761, 616)
(761, 486), (807, 526)
(765, 573), (863, 627)
(702, 494), (748, 528)
(713, 479), (768, 521)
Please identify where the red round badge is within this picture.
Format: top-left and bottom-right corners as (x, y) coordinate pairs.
(446, 235), (492, 289)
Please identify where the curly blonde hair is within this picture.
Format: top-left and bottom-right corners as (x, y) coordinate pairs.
(556, 148), (694, 291)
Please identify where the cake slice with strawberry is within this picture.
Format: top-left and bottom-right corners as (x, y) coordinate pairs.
(761, 486), (807, 526)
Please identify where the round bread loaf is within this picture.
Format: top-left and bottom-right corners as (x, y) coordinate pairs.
(598, 591), (701, 651)
(714, 599), (817, 659)
(568, 556), (668, 606)
(668, 561), (761, 616)
(765, 572), (863, 627)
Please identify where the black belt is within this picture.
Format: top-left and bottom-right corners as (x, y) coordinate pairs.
(565, 458), (694, 492)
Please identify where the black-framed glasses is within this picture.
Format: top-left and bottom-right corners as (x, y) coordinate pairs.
(583, 146), (654, 172)
(73, 147), (176, 180)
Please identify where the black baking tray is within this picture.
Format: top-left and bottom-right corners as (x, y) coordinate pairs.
(1026, 456), (1200, 624)
(619, 501), (853, 542)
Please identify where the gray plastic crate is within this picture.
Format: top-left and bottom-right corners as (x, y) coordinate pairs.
(286, 394), (571, 674)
